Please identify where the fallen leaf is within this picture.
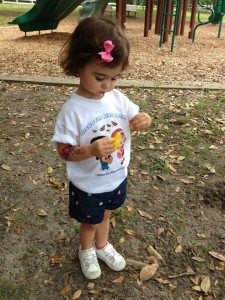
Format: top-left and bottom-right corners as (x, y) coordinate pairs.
(192, 285), (202, 291)
(1, 164), (12, 171)
(200, 275), (210, 293)
(119, 237), (125, 244)
(156, 227), (164, 237)
(204, 163), (215, 173)
(60, 284), (72, 295)
(110, 217), (116, 228)
(167, 163), (178, 175)
(137, 278), (142, 285)
(176, 155), (185, 163)
(175, 186), (180, 192)
(186, 266), (194, 273)
(157, 175), (166, 181)
(88, 289), (100, 295)
(25, 133), (30, 139)
(178, 178), (193, 184)
(4, 216), (16, 221)
(209, 145), (218, 150)
(141, 170), (148, 175)
(147, 245), (163, 260)
(168, 283), (176, 290)
(50, 255), (64, 266)
(215, 261), (225, 271)
(140, 263), (158, 281)
(48, 166), (53, 174)
(175, 244), (182, 253)
(208, 251), (225, 262)
(49, 177), (62, 189)
(191, 256), (205, 262)
(124, 229), (139, 236)
(152, 185), (160, 191)
(87, 282), (95, 290)
(58, 230), (66, 240)
(126, 204), (134, 211)
(129, 169), (135, 175)
(72, 289), (82, 299)
(196, 233), (206, 239)
(190, 275), (199, 285)
(138, 210), (153, 220)
(112, 275), (124, 284)
(176, 236), (182, 243)
(204, 296), (214, 300)
(36, 208), (47, 217)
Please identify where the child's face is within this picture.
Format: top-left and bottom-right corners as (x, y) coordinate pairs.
(77, 60), (123, 100)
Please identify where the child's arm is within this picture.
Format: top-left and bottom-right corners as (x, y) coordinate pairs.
(57, 137), (115, 162)
(129, 112), (152, 131)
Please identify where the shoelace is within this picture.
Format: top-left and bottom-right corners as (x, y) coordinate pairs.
(83, 254), (98, 267)
(104, 246), (119, 262)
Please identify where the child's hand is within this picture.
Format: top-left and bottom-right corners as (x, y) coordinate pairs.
(90, 137), (115, 158)
(129, 113), (152, 131)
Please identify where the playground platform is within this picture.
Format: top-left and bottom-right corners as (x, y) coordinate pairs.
(0, 74), (224, 90)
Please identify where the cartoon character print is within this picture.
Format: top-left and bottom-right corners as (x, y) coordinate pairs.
(90, 136), (113, 170)
(111, 128), (126, 165)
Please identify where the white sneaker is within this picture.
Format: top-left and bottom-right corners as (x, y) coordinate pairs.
(78, 247), (101, 279)
(96, 243), (126, 271)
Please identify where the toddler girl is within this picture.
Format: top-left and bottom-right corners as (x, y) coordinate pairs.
(52, 16), (151, 280)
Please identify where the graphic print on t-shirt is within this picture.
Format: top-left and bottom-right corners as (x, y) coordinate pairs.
(89, 123), (126, 171)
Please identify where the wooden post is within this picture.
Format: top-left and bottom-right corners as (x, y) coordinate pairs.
(163, 0), (172, 43)
(122, 0), (126, 27)
(116, 0), (123, 27)
(155, 0), (164, 34)
(149, 0), (154, 30)
(144, 0), (151, 36)
(188, 0), (198, 39)
(180, 0), (188, 35)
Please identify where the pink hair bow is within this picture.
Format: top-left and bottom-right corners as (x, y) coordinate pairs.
(98, 40), (115, 63)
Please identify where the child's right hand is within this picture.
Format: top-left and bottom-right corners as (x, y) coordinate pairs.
(90, 137), (115, 158)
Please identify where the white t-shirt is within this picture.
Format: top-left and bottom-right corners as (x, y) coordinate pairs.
(52, 89), (139, 193)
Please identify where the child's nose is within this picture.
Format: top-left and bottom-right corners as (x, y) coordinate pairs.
(102, 81), (111, 91)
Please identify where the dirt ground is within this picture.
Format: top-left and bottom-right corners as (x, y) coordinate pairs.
(0, 15), (225, 300)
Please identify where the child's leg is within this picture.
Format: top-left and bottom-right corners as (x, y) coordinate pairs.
(95, 210), (111, 248)
(79, 223), (99, 250)
(95, 210), (126, 272)
(79, 223), (101, 280)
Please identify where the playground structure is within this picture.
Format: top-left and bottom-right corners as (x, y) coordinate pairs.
(193, 0), (225, 41)
(8, 0), (84, 33)
(144, 0), (225, 51)
(7, 0), (121, 34)
(79, 0), (108, 21)
(7, 0), (225, 50)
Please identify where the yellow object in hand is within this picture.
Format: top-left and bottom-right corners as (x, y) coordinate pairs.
(109, 132), (121, 151)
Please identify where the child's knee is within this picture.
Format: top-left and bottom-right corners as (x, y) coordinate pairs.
(81, 223), (99, 231)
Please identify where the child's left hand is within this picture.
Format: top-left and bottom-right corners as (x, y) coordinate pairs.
(129, 112), (152, 131)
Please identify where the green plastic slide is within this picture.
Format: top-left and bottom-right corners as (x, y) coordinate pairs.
(8, 0), (84, 33)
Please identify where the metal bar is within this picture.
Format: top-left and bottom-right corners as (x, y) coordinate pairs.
(171, 0), (181, 51)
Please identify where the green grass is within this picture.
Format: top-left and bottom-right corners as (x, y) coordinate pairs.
(0, 278), (27, 300)
(0, 4), (31, 26)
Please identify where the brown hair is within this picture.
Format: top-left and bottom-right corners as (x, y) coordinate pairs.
(59, 17), (130, 76)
